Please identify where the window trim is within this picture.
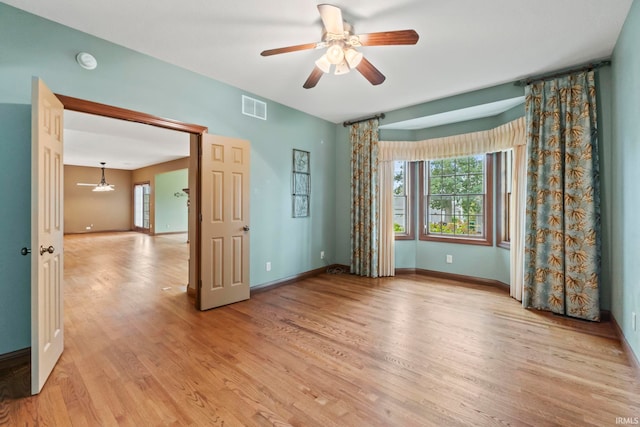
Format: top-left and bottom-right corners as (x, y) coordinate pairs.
(394, 161), (416, 241)
(419, 154), (493, 246)
(496, 151), (511, 250)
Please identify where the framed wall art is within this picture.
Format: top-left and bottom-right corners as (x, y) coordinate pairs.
(292, 149), (310, 217)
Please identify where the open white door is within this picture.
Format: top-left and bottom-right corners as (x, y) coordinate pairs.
(31, 78), (64, 394)
(200, 134), (250, 310)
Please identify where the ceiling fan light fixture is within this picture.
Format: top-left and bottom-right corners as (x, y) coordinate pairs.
(344, 48), (363, 68)
(260, 4), (419, 88)
(325, 43), (345, 65)
(334, 60), (350, 75)
(315, 54), (332, 73)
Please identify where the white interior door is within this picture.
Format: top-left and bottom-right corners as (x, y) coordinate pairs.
(31, 77), (64, 394)
(199, 134), (250, 310)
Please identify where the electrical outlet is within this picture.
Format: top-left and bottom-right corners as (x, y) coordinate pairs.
(633, 312), (637, 332)
(320, 251), (325, 260)
(446, 255), (453, 264)
(265, 262), (271, 272)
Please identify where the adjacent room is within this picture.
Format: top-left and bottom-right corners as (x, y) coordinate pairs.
(1, 0), (639, 425)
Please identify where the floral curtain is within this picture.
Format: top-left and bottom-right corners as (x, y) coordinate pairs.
(523, 71), (601, 321)
(350, 119), (380, 277)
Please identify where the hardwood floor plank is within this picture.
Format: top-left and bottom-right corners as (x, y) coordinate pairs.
(1, 231), (639, 426)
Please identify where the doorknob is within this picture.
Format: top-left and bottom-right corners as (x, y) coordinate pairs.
(20, 247), (31, 256)
(39, 245), (54, 256)
(243, 225), (250, 231)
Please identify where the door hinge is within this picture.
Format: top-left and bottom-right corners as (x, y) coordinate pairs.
(199, 213), (202, 222)
(199, 279), (202, 289)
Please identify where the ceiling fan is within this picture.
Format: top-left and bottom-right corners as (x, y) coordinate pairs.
(260, 4), (419, 89)
(76, 162), (115, 192)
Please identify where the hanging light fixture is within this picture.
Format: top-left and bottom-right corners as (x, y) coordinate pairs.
(92, 162), (115, 192)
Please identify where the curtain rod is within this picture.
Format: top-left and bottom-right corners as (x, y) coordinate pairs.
(515, 59), (611, 87)
(343, 113), (385, 127)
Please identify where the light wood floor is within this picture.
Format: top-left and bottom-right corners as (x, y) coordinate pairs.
(1, 232), (639, 426)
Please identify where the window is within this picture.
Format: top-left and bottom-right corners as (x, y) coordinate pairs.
(133, 182), (151, 232)
(393, 161), (415, 240)
(419, 154), (493, 246)
(496, 150), (513, 249)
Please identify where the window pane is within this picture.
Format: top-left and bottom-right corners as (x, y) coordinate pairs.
(424, 155), (488, 240)
(393, 162), (405, 195)
(394, 195), (407, 232)
(459, 195), (483, 215)
(470, 215), (483, 235)
(429, 160), (441, 176)
(394, 161), (413, 238)
(429, 176), (443, 194)
(457, 157), (470, 173)
(497, 150), (513, 247)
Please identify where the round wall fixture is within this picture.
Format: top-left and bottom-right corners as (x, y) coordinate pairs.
(76, 52), (97, 70)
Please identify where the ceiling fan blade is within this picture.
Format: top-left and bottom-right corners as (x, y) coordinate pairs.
(303, 66), (324, 89)
(356, 57), (386, 85)
(261, 42), (320, 57)
(356, 29), (419, 46)
(318, 4), (344, 34)
(77, 183), (97, 187)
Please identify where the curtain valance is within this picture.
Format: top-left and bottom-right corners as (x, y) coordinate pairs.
(378, 116), (525, 161)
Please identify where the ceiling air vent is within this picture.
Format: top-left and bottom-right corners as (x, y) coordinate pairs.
(242, 95), (267, 120)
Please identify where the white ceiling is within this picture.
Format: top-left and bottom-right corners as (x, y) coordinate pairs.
(64, 110), (189, 170)
(4, 0), (633, 125)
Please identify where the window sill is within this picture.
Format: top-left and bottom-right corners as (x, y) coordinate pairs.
(395, 234), (415, 241)
(419, 234), (493, 246)
(498, 241), (511, 250)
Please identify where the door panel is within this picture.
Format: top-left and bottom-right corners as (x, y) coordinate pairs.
(199, 134), (250, 310)
(31, 78), (64, 394)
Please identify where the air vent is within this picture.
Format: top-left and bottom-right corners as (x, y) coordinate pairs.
(242, 95), (267, 120)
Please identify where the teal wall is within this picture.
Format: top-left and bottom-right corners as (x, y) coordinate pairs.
(0, 105), (31, 354)
(155, 169), (188, 233)
(0, 4), (336, 354)
(611, 0), (640, 362)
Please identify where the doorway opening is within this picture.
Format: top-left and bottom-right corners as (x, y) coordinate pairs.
(58, 93), (207, 306)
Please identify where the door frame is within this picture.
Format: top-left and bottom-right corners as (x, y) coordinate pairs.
(55, 94), (206, 307)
